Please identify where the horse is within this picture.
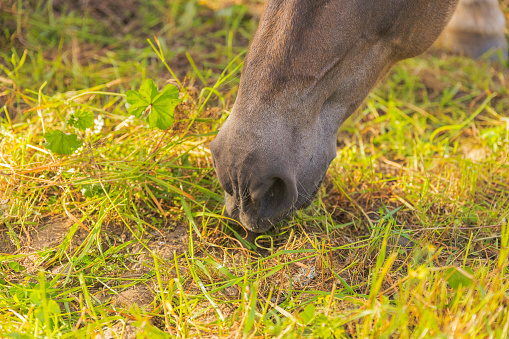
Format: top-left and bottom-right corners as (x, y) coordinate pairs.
(210, 0), (508, 233)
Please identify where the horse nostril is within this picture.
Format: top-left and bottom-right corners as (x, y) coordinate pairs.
(255, 177), (296, 220)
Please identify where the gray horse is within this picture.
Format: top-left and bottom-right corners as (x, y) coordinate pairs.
(210, 0), (508, 233)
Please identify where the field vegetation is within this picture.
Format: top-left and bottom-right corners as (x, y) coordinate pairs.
(1, 0), (509, 337)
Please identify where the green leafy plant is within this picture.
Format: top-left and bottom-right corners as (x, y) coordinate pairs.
(44, 130), (83, 155)
(43, 80), (180, 155)
(68, 109), (95, 131)
(446, 267), (474, 290)
(126, 79), (181, 130)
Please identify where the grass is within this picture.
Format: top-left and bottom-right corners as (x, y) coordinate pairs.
(1, 0), (509, 337)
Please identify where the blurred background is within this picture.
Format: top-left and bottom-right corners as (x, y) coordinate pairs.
(1, 0), (267, 112)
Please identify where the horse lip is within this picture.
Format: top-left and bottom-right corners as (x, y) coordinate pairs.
(223, 173), (326, 232)
(296, 174), (326, 209)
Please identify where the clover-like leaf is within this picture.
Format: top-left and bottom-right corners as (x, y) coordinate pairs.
(126, 79), (158, 118)
(446, 267), (474, 290)
(299, 304), (316, 325)
(30, 291), (41, 306)
(139, 79), (160, 102)
(147, 84), (180, 130)
(44, 130), (83, 155)
(81, 183), (105, 198)
(126, 90), (150, 118)
(48, 299), (61, 315)
(8, 261), (21, 272)
(154, 83), (180, 102)
(69, 109), (94, 131)
(125, 79), (181, 130)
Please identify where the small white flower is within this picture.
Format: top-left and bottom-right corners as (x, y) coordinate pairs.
(93, 114), (104, 134)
